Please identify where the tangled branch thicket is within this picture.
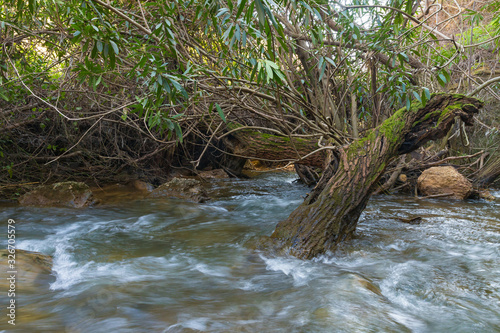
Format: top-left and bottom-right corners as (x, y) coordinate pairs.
(1, 0), (500, 198)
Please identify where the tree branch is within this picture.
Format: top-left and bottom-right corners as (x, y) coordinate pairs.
(470, 76), (500, 96)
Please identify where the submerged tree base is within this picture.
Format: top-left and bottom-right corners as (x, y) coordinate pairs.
(269, 93), (483, 259)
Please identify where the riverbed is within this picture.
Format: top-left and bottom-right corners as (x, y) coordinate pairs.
(1, 173), (499, 332)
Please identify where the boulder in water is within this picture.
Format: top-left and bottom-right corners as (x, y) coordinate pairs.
(478, 189), (496, 201)
(129, 179), (154, 192)
(150, 178), (209, 203)
(0, 249), (54, 291)
(417, 166), (473, 200)
(19, 181), (94, 208)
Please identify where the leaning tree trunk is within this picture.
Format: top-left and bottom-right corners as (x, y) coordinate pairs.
(269, 93), (483, 259)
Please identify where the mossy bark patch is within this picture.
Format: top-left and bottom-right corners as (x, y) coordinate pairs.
(227, 124), (326, 167)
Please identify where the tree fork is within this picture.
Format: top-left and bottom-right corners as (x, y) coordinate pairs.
(268, 93), (483, 259)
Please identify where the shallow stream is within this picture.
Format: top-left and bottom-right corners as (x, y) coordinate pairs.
(1, 173), (499, 332)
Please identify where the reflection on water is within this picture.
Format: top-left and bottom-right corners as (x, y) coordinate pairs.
(1, 174), (499, 332)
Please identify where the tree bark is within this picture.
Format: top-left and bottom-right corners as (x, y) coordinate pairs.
(228, 128), (326, 168)
(269, 93), (483, 259)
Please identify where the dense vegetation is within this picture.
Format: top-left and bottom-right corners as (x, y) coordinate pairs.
(1, 0), (499, 197)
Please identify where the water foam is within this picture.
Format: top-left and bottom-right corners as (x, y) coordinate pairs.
(261, 255), (315, 286)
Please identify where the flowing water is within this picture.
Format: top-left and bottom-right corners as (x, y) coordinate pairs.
(1, 173), (499, 332)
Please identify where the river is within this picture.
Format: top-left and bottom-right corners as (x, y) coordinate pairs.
(1, 172), (499, 332)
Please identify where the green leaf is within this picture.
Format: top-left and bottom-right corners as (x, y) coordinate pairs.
(109, 48), (116, 69)
(249, 62), (258, 82)
(216, 8), (229, 18)
(421, 88), (430, 107)
(169, 78), (188, 99)
(398, 52), (409, 63)
(236, 0), (248, 19)
(96, 40), (103, 53)
(423, 87), (431, 100)
(437, 73), (447, 87)
(0, 89), (9, 101)
(166, 119), (175, 130)
(215, 103), (226, 123)
(318, 57), (326, 81)
(442, 70), (451, 83)
(255, 0), (266, 27)
(174, 123), (183, 143)
(110, 40), (119, 55)
(324, 57), (336, 67)
(265, 60), (279, 69)
(265, 61), (273, 82)
(412, 91), (421, 103)
(28, 0), (35, 14)
(91, 43), (98, 58)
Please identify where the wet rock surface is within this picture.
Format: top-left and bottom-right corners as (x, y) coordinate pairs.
(196, 169), (230, 179)
(150, 178), (209, 203)
(18, 182), (94, 208)
(91, 180), (154, 205)
(0, 249), (54, 291)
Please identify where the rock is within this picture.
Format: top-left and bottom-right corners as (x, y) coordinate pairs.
(417, 166), (473, 200)
(478, 189), (496, 201)
(397, 216), (423, 224)
(150, 178), (209, 203)
(197, 169), (229, 179)
(243, 159), (269, 171)
(353, 275), (384, 297)
(129, 179), (154, 192)
(91, 180), (154, 205)
(0, 249), (54, 291)
(19, 181), (94, 208)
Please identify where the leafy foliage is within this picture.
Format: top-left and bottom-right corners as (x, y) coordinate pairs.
(1, 0), (499, 150)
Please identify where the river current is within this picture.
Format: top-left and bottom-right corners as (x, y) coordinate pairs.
(1, 172), (499, 332)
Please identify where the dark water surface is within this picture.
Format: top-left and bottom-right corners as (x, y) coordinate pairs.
(1, 173), (499, 332)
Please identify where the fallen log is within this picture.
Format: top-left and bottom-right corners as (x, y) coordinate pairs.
(227, 126), (326, 168)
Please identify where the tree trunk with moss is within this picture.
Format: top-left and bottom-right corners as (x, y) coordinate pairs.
(269, 93), (483, 259)
(227, 127), (326, 168)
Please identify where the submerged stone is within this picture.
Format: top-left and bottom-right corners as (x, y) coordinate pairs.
(91, 180), (154, 205)
(150, 178), (209, 203)
(0, 249), (54, 291)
